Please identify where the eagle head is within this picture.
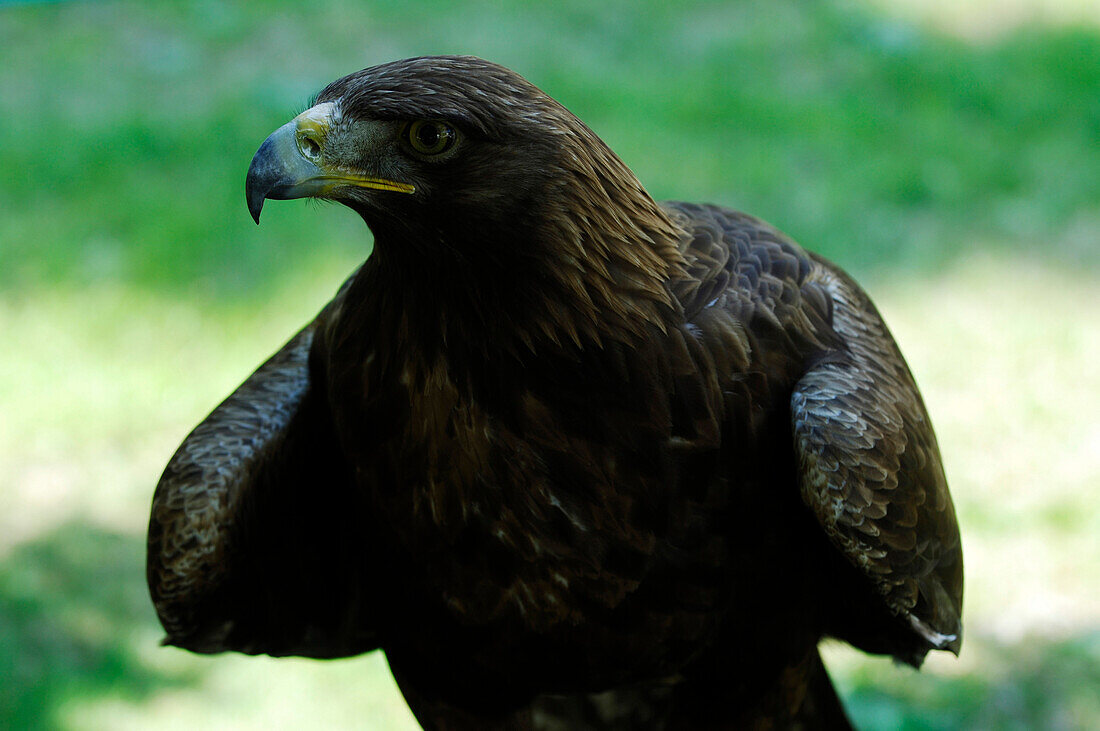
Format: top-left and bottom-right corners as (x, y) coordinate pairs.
(246, 55), (684, 349)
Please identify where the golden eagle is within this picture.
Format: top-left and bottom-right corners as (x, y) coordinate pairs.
(148, 56), (963, 729)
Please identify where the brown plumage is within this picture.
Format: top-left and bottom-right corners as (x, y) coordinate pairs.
(148, 56), (963, 728)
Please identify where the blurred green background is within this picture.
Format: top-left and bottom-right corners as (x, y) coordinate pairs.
(2, 0), (1098, 728)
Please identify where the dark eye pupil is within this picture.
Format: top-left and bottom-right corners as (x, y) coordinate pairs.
(417, 125), (440, 148)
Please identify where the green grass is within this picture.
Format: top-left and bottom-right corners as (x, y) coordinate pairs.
(2, 0), (1098, 728)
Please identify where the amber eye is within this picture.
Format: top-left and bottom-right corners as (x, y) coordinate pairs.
(405, 120), (457, 156)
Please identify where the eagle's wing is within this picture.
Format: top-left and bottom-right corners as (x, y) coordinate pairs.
(147, 273), (377, 658)
(791, 258), (963, 663)
(664, 201), (962, 667)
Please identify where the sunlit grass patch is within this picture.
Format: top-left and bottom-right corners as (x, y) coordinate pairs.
(0, 251), (362, 555)
(61, 652), (417, 731)
(872, 254), (1100, 633)
(821, 254), (1100, 729)
(861, 0), (1100, 39)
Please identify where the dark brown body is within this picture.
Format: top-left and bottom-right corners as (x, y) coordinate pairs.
(148, 57), (962, 729)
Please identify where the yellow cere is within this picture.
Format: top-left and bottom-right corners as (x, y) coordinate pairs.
(294, 102), (415, 195)
(293, 102), (337, 160)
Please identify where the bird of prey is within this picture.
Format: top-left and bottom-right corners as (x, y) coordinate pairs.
(148, 56), (963, 729)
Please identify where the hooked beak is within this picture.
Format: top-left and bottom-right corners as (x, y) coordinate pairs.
(245, 103), (414, 224)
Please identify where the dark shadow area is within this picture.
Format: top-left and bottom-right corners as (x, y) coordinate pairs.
(0, 523), (192, 730)
(838, 630), (1100, 729)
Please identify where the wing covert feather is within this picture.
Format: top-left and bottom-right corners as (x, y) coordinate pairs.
(660, 202), (962, 663)
(791, 262), (963, 655)
(147, 276), (376, 657)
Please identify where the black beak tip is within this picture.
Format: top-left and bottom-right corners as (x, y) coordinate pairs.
(248, 196), (264, 225)
(246, 175), (266, 225)
(246, 133), (280, 225)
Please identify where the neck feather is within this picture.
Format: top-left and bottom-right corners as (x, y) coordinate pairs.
(353, 128), (687, 387)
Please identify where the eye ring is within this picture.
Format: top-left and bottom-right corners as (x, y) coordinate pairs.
(405, 120), (457, 156)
